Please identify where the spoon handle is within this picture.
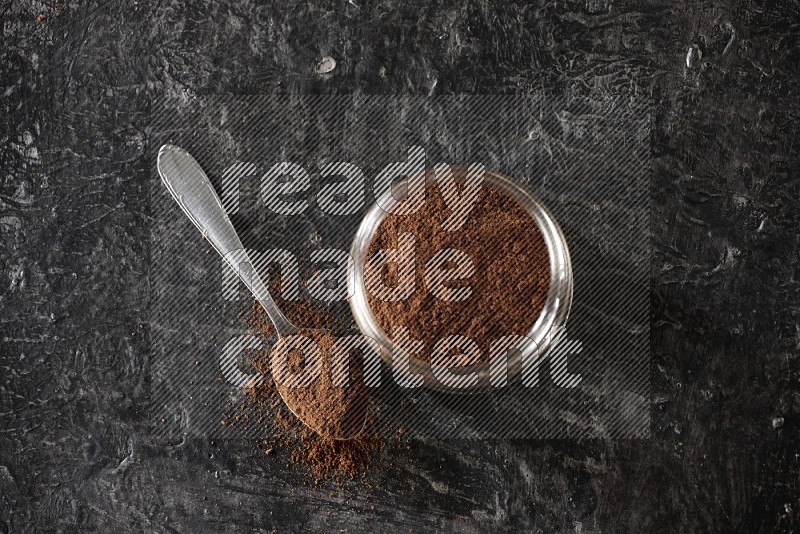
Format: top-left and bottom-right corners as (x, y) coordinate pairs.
(156, 144), (297, 337)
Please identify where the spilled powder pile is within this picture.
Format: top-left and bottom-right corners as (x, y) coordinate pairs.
(229, 296), (380, 482)
(366, 181), (550, 362)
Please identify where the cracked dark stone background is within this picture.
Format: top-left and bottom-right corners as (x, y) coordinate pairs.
(1, 0), (798, 532)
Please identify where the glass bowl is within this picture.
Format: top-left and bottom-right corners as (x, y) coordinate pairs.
(347, 167), (573, 392)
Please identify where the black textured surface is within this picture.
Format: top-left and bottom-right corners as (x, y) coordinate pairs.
(2, 0), (799, 531)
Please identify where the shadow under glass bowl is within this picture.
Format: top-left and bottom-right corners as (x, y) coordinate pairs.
(347, 167), (573, 392)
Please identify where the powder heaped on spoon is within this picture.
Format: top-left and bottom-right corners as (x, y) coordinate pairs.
(267, 330), (369, 440)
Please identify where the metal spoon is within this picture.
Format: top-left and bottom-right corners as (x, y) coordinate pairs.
(157, 144), (367, 440)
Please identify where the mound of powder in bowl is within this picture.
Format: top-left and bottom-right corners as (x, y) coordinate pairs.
(365, 172), (550, 364)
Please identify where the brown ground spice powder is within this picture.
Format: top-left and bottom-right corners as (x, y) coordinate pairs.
(235, 297), (381, 482)
(366, 180), (550, 362)
(226, 174), (547, 480)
